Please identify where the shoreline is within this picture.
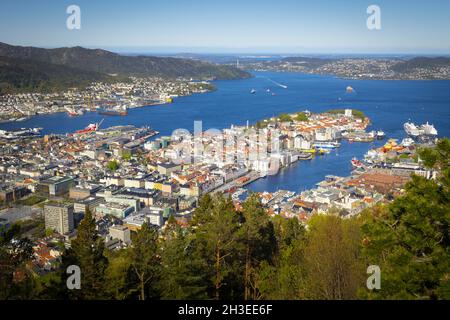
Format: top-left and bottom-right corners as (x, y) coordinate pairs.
(0, 87), (217, 126)
(246, 69), (450, 81)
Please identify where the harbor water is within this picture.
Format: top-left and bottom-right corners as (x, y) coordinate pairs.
(1, 72), (449, 193)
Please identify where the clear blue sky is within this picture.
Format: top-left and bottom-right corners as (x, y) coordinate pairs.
(0, 0), (449, 54)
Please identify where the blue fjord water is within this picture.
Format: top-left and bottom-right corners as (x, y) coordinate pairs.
(1, 71), (449, 193)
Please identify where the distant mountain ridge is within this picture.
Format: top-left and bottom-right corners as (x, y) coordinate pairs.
(0, 55), (117, 95)
(0, 42), (250, 79)
(0, 42), (250, 94)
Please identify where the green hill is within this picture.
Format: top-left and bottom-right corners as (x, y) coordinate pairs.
(0, 55), (117, 95)
(0, 42), (250, 80)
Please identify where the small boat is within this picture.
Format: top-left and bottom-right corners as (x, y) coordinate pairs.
(317, 149), (330, 155)
(250, 89), (256, 94)
(376, 130), (385, 139)
(300, 148), (316, 154)
(351, 157), (364, 168)
(346, 86), (354, 93)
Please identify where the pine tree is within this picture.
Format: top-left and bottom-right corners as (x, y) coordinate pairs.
(0, 224), (33, 300)
(63, 209), (108, 300)
(129, 222), (160, 300)
(239, 194), (277, 300)
(191, 195), (241, 299)
(159, 219), (208, 299)
(361, 139), (450, 299)
(256, 216), (307, 299)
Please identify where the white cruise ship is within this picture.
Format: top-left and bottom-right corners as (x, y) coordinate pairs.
(404, 121), (438, 137)
(421, 122), (438, 136)
(404, 122), (421, 137)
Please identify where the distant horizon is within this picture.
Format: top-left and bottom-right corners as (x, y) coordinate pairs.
(2, 41), (450, 58)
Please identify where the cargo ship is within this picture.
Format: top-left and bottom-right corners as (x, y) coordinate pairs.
(98, 105), (128, 116)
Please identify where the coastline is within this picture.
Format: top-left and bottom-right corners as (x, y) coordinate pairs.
(0, 85), (218, 125)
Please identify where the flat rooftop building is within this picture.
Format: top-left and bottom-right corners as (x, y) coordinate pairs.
(37, 176), (74, 196)
(44, 203), (74, 235)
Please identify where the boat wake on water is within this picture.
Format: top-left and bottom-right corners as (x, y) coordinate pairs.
(264, 77), (288, 89)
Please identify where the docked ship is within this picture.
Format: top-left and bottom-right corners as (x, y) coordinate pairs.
(404, 121), (438, 138)
(74, 119), (104, 135)
(401, 138), (415, 147)
(313, 141), (341, 149)
(65, 106), (84, 117)
(317, 148), (331, 155)
(376, 130), (385, 139)
(404, 122), (421, 137)
(421, 122), (438, 136)
(351, 157), (364, 168)
(0, 127), (42, 140)
(98, 105), (128, 116)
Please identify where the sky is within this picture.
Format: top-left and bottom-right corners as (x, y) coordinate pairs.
(0, 0), (449, 54)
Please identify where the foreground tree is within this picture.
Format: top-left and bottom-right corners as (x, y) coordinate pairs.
(0, 224), (33, 299)
(129, 222), (160, 300)
(256, 214), (364, 300)
(361, 139), (450, 299)
(104, 249), (135, 300)
(191, 195), (241, 299)
(303, 214), (364, 299)
(158, 217), (208, 299)
(239, 194), (277, 300)
(62, 210), (108, 300)
(256, 217), (307, 299)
